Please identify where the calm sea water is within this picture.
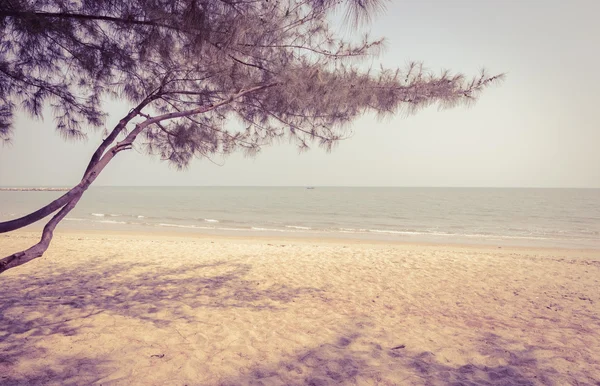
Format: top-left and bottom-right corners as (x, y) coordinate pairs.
(1, 187), (599, 248)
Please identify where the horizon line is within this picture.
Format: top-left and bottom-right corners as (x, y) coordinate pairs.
(1, 185), (599, 189)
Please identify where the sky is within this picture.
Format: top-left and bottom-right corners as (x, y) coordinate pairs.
(1, 0), (599, 188)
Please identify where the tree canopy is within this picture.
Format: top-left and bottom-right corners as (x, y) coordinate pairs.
(0, 0), (502, 273)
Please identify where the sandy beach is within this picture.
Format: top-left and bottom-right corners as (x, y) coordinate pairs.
(1, 231), (599, 385)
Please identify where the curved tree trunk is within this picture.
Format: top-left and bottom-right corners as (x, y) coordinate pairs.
(0, 85), (274, 274)
(0, 193), (82, 273)
(82, 94), (159, 178)
(0, 96), (157, 234)
(0, 134), (132, 273)
(0, 187), (83, 233)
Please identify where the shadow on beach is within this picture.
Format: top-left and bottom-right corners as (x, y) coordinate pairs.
(0, 258), (321, 385)
(0, 255), (592, 385)
(218, 331), (557, 386)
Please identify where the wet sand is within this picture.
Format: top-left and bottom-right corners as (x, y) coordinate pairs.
(1, 231), (599, 385)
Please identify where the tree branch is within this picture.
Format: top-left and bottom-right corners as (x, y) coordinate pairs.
(0, 192), (83, 273)
(0, 187), (83, 233)
(0, 82), (279, 273)
(0, 93), (161, 233)
(122, 83), (279, 145)
(0, 10), (190, 33)
(228, 54), (274, 74)
(83, 93), (160, 177)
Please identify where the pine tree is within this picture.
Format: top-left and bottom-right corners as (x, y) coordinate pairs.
(0, 0), (502, 273)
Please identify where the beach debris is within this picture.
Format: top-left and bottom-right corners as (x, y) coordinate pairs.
(391, 345), (406, 350)
(150, 354), (165, 358)
(337, 337), (352, 347)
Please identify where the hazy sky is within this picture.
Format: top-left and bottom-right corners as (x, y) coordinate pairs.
(1, 0), (599, 187)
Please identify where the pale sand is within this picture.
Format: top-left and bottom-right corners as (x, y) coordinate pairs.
(1, 232), (599, 385)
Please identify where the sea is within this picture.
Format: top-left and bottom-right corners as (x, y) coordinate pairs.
(1, 187), (599, 249)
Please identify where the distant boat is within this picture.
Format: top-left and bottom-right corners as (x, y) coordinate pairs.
(306, 187), (315, 190)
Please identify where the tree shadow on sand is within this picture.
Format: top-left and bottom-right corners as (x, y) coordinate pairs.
(218, 329), (586, 386)
(1, 258), (598, 385)
(0, 258), (322, 385)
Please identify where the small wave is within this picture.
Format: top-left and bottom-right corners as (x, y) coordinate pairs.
(99, 220), (127, 224)
(251, 227), (290, 232)
(137, 215), (146, 218)
(574, 230), (599, 236)
(91, 213), (105, 217)
(368, 229), (422, 235)
(479, 234), (553, 241)
(158, 223), (213, 230)
(285, 225), (312, 230)
(363, 229), (559, 240)
(159, 223), (196, 229)
(339, 227), (368, 233)
(204, 219), (219, 223)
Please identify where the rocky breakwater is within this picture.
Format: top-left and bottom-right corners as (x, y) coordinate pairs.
(0, 187), (70, 191)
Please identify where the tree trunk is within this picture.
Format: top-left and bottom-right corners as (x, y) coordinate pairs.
(82, 94), (159, 178)
(0, 96), (157, 234)
(0, 193), (82, 273)
(0, 128), (137, 272)
(0, 187), (83, 233)
(0, 116), (150, 272)
(0, 143), (122, 273)
(0, 86), (273, 274)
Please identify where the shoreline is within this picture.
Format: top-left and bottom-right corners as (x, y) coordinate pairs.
(1, 229), (599, 384)
(3, 186), (598, 251)
(4, 229), (600, 257)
